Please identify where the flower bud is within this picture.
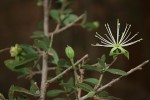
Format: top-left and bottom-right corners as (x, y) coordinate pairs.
(65, 45), (74, 59)
(10, 44), (22, 57)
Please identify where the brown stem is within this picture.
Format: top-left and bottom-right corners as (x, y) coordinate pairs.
(48, 14), (85, 37)
(0, 48), (10, 53)
(80, 60), (149, 100)
(40, 0), (49, 99)
(46, 54), (88, 85)
(26, 67), (56, 79)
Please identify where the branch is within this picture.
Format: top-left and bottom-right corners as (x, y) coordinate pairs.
(0, 48), (10, 53)
(80, 60), (149, 100)
(26, 67), (56, 79)
(48, 13), (85, 37)
(40, 0), (49, 99)
(46, 54), (88, 85)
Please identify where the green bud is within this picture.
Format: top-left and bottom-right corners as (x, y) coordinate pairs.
(65, 45), (74, 59)
(10, 44), (22, 57)
(93, 21), (99, 28)
(37, 0), (43, 6)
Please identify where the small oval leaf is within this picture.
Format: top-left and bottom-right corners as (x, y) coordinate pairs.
(107, 68), (127, 76)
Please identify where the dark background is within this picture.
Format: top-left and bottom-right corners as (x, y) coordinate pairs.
(0, 0), (150, 100)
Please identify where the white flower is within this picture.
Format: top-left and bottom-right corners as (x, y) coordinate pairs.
(92, 19), (142, 48)
(92, 19), (143, 59)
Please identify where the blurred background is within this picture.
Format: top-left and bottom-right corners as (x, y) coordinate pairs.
(0, 0), (150, 100)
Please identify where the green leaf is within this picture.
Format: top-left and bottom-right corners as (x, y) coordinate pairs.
(97, 91), (122, 100)
(63, 14), (78, 25)
(100, 96), (122, 100)
(4, 56), (36, 68)
(87, 91), (95, 98)
(16, 67), (32, 74)
(46, 90), (64, 97)
(106, 68), (127, 76)
(4, 59), (32, 74)
(82, 65), (102, 72)
(83, 21), (99, 31)
(53, 98), (66, 100)
(97, 58), (107, 68)
(60, 77), (74, 92)
(8, 85), (38, 100)
(84, 78), (98, 86)
(30, 80), (40, 96)
(50, 9), (60, 21)
(58, 59), (70, 68)
(21, 45), (37, 55)
(97, 91), (109, 97)
(0, 93), (5, 100)
(123, 50), (129, 59)
(76, 83), (93, 92)
(48, 48), (59, 65)
(34, 36), (50, 51)
(30, 31), (44, 38)
(101, 54), (106, 62)
(56, 0), (64, 3)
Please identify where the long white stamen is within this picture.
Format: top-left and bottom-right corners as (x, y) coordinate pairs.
(95, 32), (113, 45)
(122, 39), (143, 47)
(92, 20), (142, 49)
(117, 19), (120, 44)
(105, 24), (116, 44)
(101, 41), (112, 46)
(105, 34), (114, 43)
(91, 43), (113, 47)
(121, 32), (131, 44)
(95, 35), (110, 44)
(120, 24), (131, 43)
(122, 32), (139, 45)
(119, 24), (128, 44)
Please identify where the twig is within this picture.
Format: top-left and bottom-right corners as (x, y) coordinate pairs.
(50, 23), (60, 47)
(26, 67), (56, 79)
(80, 60), (149, 100)
(40, 0), (49, 99)
(48, 13), (85, 37)
(0, 48), (10, 53)
(78, 68), (84, 99)
(46, 54), (88, 85)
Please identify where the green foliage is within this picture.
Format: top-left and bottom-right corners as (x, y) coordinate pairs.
(8, 85), (39, 100)
(97, 91), (122, 100)
(76, 83), (93, 92)
(0, 0), (143, 99)
(63, 14), (78, 25)
(0, 93), (5, 100)
(34, 36), (50, 51)
(30, 80), (40, 96)
(60, 77), (74, 93)
(46, 90), (64, 97)
(30, 31), (44, 39)
(4, 44), (38, 74)
(48, 48), (59, 65)
(50, 9), (60, 22)
(82, 65), (103, 72)
(86, 91), (95, 98)
(106, 68), (127, 76)
(83, 78), (99, 86)
(83, 21), (99, 31)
